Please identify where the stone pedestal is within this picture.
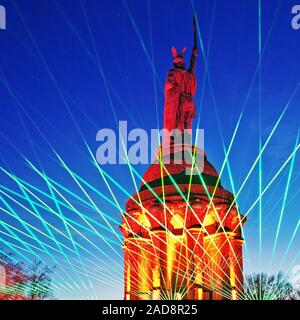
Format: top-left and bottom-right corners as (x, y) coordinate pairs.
(120, 145), (246, 300)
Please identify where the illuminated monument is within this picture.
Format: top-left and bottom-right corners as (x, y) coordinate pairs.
(120, 18), (246, 300)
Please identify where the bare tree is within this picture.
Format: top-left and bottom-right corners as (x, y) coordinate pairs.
(0, 252), (28, 300)
(26, 260), (54, 300)
(0, 251), (54, 300)
(245, 272), (297, 300)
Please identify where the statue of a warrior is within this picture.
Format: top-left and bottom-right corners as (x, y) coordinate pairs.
(163, 17), (198, 135)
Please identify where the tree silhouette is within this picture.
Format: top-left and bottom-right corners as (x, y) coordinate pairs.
(0, 250), (54, 300)
(26, 260), (54, 300)
(244, 272), (297, 300)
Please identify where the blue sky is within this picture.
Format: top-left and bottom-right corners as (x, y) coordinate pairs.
(0, 0), (299, 299)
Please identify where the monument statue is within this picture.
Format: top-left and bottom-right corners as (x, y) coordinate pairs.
(122, 16), (246, 301)
(163, 17), (198, 134)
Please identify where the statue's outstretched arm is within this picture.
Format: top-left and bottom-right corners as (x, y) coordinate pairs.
(189, 15), (198, 73)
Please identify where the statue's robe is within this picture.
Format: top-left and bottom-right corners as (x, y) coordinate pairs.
(163, 53), (197, 134)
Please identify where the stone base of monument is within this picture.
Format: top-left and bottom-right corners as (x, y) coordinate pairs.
(121, 141), (246, 300)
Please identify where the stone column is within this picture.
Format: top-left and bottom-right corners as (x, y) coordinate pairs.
(229, 237), (244, 300)
(124, 239), (139, 300)
(186, 227), (204, 299)
(203, 232), (233, 300)
(152, 230), (169, 299)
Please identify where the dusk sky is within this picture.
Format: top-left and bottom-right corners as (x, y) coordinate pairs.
(0, 0), (299, 299)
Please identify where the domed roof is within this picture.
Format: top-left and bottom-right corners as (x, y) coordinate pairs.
(141, 145), (220, 190)
(126, 145), (234, 212)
